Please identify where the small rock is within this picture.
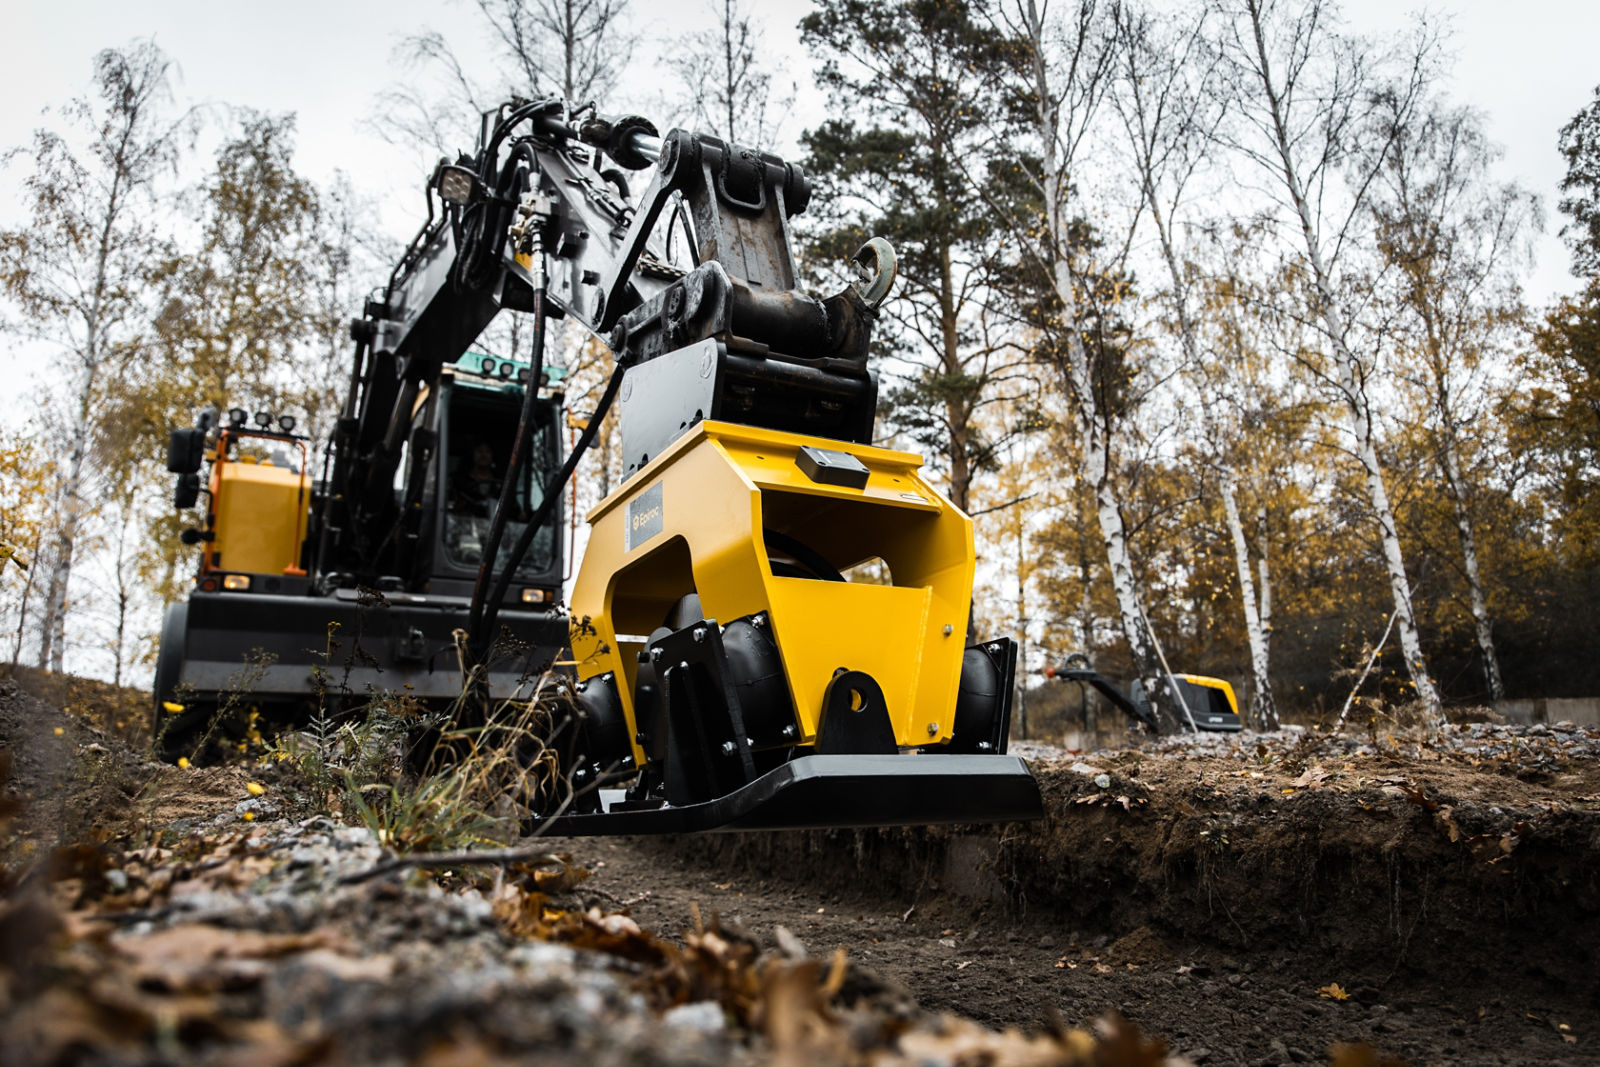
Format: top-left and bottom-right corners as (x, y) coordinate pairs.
(663, 1000), (726, 1033)
(1094, 774), (1112, 789)
(773, 925), (808, 960)
(287, 848), (321, 869)
(334, 826), (375, 848)
(105, 868), (129, 893)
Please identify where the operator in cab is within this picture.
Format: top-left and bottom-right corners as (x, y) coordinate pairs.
(452, 437), (502, 517)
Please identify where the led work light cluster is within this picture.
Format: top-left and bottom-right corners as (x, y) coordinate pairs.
(225, 407), (297, 434)
(473, 355), (548, 386)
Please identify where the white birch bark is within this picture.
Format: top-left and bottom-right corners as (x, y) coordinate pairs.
(1221, 476), (1278, 727)
(1237, 0), (1444, 728)
(37, 284), (102, 673)
(11, 44), (182, 672)
(1441, 437), (1503, 701)
(1020, 0), (1170, 729)
(1142, 178), (1279, 730)
(1256, 507), (1273, 651)
(1111, 10), (1278, 731)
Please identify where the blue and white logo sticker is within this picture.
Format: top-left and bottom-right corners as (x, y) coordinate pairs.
(626, 481), (664, 552)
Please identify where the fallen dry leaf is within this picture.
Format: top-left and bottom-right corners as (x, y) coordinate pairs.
(1319, 982), (1352, 1001)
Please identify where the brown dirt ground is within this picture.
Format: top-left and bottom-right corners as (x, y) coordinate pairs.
(546, 731), (1600, 1066)
(5, 665), (1600, 1065)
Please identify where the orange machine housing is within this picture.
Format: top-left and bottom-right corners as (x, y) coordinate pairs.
(203, 442), (310, 579)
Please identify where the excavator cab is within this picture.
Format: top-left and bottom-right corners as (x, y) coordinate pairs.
(423, 353), (561, 602)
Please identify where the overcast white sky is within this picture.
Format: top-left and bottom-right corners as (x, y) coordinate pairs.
(1, 0), (1596, 405)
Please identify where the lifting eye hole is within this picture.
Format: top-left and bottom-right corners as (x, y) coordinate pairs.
(849, 689), (865, 712)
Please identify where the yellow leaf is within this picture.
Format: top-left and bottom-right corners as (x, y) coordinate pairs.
(177, 757), (190, 769)
(52, 727), (63, 736)
(246, 782), (265, 796)
(162, 701), (185, 713)
(1319, 982), (1351, 1001)
(241, 812), (255, 822)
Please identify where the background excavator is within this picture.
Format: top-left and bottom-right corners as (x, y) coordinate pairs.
(154, 98), (1043, 833)
(1044, 653), (1244, 734)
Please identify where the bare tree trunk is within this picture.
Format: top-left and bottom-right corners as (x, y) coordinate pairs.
(1014, 512), (1029, 740)
(9, 530), (41, 665)
(938, 240), (973, 513)
(1441, 438), (1503, 700)
(1135, 139), (1278, 729)
(1021, 0), (1167, 727)
(1256, 507), (1272, 655)
(38, 396), (92, 673)
(111, 491), (137, 688)
(1353, 428), (1441, 720)
(1077, 536), (1096, 654)
(1221, 476), (1277, 728)
(1240, 0), (1443, 728)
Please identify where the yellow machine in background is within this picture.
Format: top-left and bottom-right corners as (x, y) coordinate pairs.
(200, 438), (310, 586)
(1170, 674), (1243, 729)
(1046, 658), (1245, 733)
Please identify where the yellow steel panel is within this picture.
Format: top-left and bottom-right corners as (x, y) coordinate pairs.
(210, 461), (309, 576)
(570, 421), (976, 763)
(764, 578), (951, 742)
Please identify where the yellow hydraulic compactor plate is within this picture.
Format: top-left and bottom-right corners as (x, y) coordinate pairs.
(556, 420), (1043, 834)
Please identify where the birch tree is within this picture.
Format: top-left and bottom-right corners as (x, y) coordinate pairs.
(1212, 0), (1446, 728)
(0, 41), (188, 672)
(472, 0), (637, 104)
(1367, 97), (1536, 702)
(376, 0), (638, 159)
(1107, 2), (1280, 726)
(991, 0), (1180, 728)
(149, 113), (320, 425)
(670, 0), (792, 149)
(1195, 229), (1329, 724)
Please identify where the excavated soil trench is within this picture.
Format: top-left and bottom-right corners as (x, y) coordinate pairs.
(552, 736), (1600, 1065)
(6, 664), (1599, 1065)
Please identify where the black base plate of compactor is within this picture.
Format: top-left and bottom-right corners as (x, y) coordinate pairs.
(539, 753), (1044, 836)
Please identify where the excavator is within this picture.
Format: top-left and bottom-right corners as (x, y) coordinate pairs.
(154, 98), (1043, 833)
(1044, 654), (1244, 733)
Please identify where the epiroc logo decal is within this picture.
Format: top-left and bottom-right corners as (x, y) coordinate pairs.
(625, 481), (664, 552)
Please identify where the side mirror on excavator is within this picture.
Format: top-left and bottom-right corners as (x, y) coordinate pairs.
(173, 472), (201, 510)
(167, 427), (206, 475)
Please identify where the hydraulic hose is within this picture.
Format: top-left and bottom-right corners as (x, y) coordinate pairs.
(466, 285), (549, 649)
(467, 354), (626, 665)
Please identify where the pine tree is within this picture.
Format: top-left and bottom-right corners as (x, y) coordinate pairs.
(800, 0), (1035, 515)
